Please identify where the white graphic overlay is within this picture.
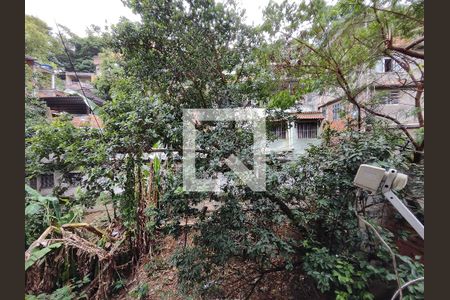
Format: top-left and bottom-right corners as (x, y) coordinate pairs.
(183, 108), (266, 192)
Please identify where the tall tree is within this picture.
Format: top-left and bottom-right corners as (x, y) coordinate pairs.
(261, 0), (424, 161)
(25, 15), (62, 63)
(25, 16), (55, 138)
(25, 1), (424, 298)
(54, 24), (110, 72)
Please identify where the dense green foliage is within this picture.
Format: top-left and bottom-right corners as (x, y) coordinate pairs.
(25, 15), (110, 72)
(260, 0), (425, 160)
(25, 15), (62, 64)
(55, 25), (110, 72)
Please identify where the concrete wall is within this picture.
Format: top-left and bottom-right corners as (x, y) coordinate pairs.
(369, 89), (423, 127)
(32, 171), (79, 197)
(320, 87), (423, 130)
(267, 120), (322, 157)
(312, 56), (424, 130)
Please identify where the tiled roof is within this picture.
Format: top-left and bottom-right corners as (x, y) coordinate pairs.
(41, 96), (89, 114)
(37, 89), (67, 98)
(294, 112), (324, 119)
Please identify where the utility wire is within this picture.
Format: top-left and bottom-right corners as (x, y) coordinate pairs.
(54, 22), (103, 132)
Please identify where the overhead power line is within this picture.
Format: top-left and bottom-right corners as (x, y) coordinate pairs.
(54, 22), (103, 132)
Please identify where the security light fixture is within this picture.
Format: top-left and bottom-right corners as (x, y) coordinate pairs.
(354, 164), (424, 239)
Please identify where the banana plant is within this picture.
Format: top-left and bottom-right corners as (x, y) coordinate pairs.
(25, 185), (82, 226)
(25, 184), (61, 227)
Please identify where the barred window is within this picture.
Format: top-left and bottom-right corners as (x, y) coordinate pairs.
(384, 90), (400, 104)
(41, 174), (54, 189)
(272, 122), (287, 139)
(297, 121), (318, 139)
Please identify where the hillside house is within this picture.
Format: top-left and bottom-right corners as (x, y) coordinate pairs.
(26, 56), (105, 196)
(267, 111), (324, 157)
(318, 58), (423, 131)
(317, 40), (424, 132)
(267, 38), (424, 158)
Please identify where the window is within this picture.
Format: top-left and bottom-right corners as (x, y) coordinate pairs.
(272, 122), (287, 139)
(383, 58), (393, 72)
(383, 90), (400, 104)
(40, 174), (54, 189)
(333, 103), (342, 120)
(297, 121), (318, 139)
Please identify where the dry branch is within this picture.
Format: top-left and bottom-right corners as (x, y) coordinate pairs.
(25, 222), (130, 299)
(62, 223), (118, 241)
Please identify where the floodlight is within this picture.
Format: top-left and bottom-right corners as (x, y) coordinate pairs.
(354, 164), (424, 239)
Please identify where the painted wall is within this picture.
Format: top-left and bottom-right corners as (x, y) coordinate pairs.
(33, 171), (80, 197)
(267, 120), (322, 157)
(320, 87), (423, 130)
(316, 56), (424, 130)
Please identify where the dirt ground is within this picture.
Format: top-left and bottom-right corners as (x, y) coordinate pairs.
(108, 230), (322, 300)
(111, 235), (184, 300)
(79, 209), (323, 299)
(81, 207), (422, 300)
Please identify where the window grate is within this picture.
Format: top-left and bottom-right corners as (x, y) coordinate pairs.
(272, 122), (287, 139)
(41, 174), (54, 189)
(297, 122), (318, 139)
(384, 90), (400, 104)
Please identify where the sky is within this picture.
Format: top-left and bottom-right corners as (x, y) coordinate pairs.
(25, 0), (280, 37)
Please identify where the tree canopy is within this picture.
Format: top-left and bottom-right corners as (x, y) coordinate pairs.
(260, 0), (424, 160)
(25, 1), (424, 299)
(25, 15), (62, 64)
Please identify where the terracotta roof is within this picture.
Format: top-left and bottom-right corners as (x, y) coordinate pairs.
(37, 89), (67, 98)
(294, 112), (324, 120)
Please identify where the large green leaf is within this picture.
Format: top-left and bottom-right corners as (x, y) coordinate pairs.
(25, 203), (42, 216)
(25, 184), (58, 204)
(25, 184), (42, 199)
(25, 242), (62, 271)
